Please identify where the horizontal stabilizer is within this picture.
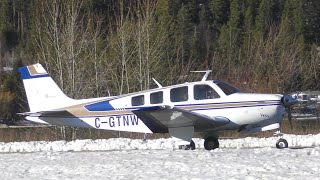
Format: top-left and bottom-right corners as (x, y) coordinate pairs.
(18, 110), (70, 117)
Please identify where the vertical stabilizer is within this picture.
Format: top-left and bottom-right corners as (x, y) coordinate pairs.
(18, 63), (75, 112)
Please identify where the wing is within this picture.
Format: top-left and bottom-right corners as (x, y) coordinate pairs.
(132, 106), (230, 133)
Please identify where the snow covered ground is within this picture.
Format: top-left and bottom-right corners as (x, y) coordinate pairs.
(1, 134), (320, 179)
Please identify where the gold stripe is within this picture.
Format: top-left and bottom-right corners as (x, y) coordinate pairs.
(28, 65), (38, 76)
(182, 101), (279, 110)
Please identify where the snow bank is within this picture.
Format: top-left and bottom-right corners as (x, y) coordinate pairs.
(1, 134), (320, 153)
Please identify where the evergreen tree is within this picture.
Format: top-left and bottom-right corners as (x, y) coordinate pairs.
(279, 0), (304, 45)
(0, 59), (26, 121)
(174, 4), (194, 63)
(0, 0), (319, 121)
(0, 0), (8, 38)
(208, 0), (230, 41)
(304, 0), (320, 44)
(217, 0), (243, 66)
(255, 0), (273, 38)
(168, 0), (182, 18)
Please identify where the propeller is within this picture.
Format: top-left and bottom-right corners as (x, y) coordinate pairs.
(281, 95), (298, 130)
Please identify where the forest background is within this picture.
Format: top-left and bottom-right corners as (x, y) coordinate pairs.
(0, 0), (320, 122)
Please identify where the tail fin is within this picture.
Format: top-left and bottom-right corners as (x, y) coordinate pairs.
(18, 63), (75, 112)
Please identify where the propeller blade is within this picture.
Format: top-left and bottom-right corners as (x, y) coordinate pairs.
(281, 94), (298, 131)
(287, 107), (293, 130)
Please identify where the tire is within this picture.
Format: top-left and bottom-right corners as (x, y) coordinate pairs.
(204, 137), (219, 150)
(190, 140), (195, 150)
(178, 140), (196, 150)
(276, 138), (288, 149)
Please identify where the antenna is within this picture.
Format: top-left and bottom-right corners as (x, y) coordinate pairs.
(190, 70), (212, 81)
(152, 78), (162, 88)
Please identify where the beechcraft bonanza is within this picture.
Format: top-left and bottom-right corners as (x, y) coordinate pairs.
(18, 64), (298, 150)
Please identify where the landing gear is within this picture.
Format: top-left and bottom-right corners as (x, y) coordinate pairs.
(189, 140), (195, 150)
(204, 137), (219, 150)
(276, 138), (288, 149)
(143, 133), (148, 141)
(179, 140), (196, 150)
(274, 130), (288, 149)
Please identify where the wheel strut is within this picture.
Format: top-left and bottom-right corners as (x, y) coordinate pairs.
(274, 130), (288, 149)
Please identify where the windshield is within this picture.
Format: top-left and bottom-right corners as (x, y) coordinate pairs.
(213, 80), (240, 95)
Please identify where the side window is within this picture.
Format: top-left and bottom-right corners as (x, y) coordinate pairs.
(132, 95), (144, 106)
(194, 84), (220, 100)
(150, 91), (163, 104)
(170, 86), (188, 102)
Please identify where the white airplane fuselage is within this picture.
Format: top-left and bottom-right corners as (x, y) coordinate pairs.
(20, 64), (294, 150)
(26, 81), (285, 134)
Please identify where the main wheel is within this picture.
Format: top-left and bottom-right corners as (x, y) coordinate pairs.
(189, 140), (195, 150)
(178, 140), (196, 150)
(276, 138), (288, 149)
(204, 137), (219, 150)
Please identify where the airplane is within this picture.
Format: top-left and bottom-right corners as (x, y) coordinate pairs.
(18, 63), (298, 150)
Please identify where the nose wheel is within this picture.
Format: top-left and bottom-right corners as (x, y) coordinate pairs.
(274, 130), (288, 149)
(276, 138), (288, 149)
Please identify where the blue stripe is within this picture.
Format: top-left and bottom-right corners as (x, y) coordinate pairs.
(18, 66), (49, 79)
(84, 100), (115, 111)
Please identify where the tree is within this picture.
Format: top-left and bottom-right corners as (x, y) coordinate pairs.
(216, 0), (243, 77)
(0, 59), (26, 121)
(31, 0), (108, 98)
(303, 0), (320, 44)
(255, 0), (273, 38)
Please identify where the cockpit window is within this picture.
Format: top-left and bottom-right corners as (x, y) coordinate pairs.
(194, 85), (220, 100)
(214, 80), (240, 95)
